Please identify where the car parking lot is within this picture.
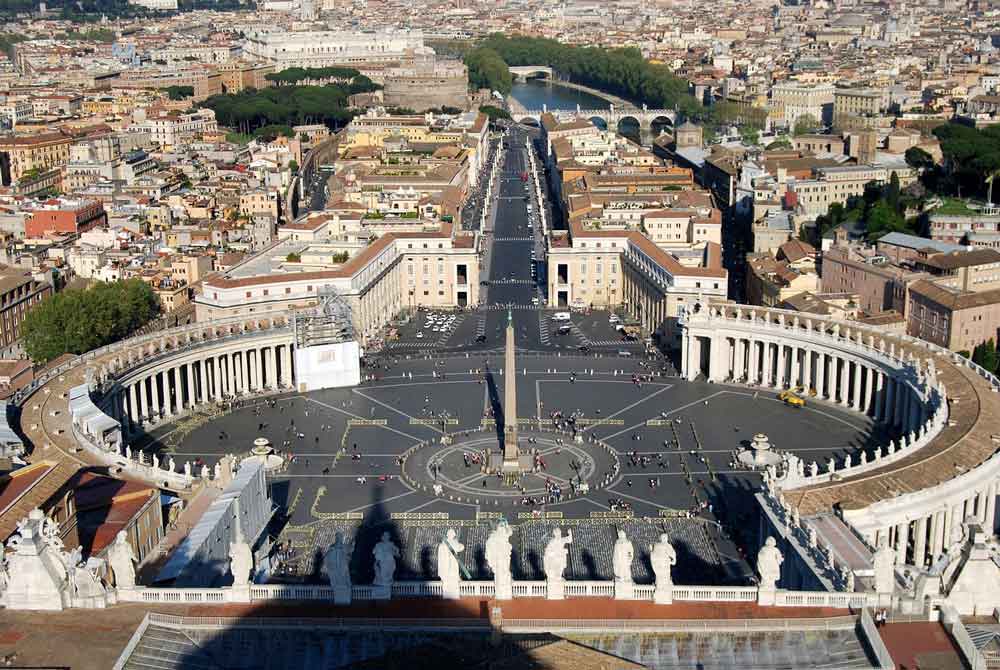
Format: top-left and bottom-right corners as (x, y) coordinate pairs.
(387, 309), (469, 349)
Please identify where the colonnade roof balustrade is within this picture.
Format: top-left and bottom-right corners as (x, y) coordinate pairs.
(14, 312), (296, 486)
(685, 303), (1000, 518)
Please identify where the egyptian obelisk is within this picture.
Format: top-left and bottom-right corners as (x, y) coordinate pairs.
(503, 309), (519, 465)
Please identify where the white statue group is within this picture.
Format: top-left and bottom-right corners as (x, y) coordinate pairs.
(322, 523), (679, 602)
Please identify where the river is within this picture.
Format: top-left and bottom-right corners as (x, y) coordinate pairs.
(508, 79), (611, 111)
(508, 79), (652, 144)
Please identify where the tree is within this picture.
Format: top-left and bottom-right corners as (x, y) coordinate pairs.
(288, 159), (299, 175)
(793, 114), (821, 136)
(766, 136), (793, 150)
(286, 252), (301, 262)
(973, 339), (998, 373)
(163, 85), (194, 101)
(464, 47), (513, 95)
(905, 146), (935, 171)
(21, 280), (159, 364)
(479, 105), (511, 122)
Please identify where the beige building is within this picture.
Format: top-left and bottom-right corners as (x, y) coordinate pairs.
(196, 221), (479, 344)
(547, 220), (727, 344)
(906, 280), (1000, 353)
(770, 82), (835, 128)
(0, 132), (73, 186)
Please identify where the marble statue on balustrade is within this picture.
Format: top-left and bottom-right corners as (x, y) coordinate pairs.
(485, 520), (513, 600)
(108, 531), (137, 589)
(228, 522), (254, 588)
(612, 530), (634, 584)
(756, 537), (783, 605)
(543, 528), (573, 600)
(373, 532), (400, 597)
(650, 533), (677, 605)
(872, 537), (896, 595)
(4, 509), (71, 610)
(324, 532), (352, 604)
(437, 529), (465, 599)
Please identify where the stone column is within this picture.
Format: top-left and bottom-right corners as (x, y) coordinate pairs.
(895, 381), (906, 429)
(852, 363), (863, 410)
(149, 373), (160, 420)
(138, 377), (149, 421)
(895, 521), (909, 565)
(777, 345), (787, 388)
(214, 356), (223, 400)
(184, 362), (194, 408)
(874, 371), (885, 421)
(803, 349), (812, 393)
(817, 353), (826, 398)
(198, 359), (208, 403)
(282, 345), (293, 388)
(734, 338), (744, 381)
(884, 375), (897, 426)
(839, 359), (850, 407)
(128, 383), (139, 427)
(161, 370), (172, 417)
(172, 367), (183, 415)
(865, 367), (875, 416)
(790, 347), (800, 388)
(913, 516), (928, 568)
(267, 346), (278, 389)
(237, 351), (247, 394)
(250, 348), (260, 392)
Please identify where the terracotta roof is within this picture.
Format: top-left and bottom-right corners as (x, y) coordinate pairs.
(909, 279), (1000, 311)
(921, 248), (1000, 271)
(0, 460), (76, 542)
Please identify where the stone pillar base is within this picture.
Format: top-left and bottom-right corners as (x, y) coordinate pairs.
(333, 585), (351, 605)
(615, 581), (635, 600)
(757, 587), (776, 606)
(546, 580), (565, 600)
(653, 585), (673, 605)
(494, 580), (513, 601)
(441, 580), (461, 600)
(230, 585), (251, 604)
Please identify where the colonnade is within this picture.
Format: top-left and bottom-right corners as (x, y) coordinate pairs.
(706, 335), (925, 434)
(110, 343), (296, 436)
(874, 482), (999, 569)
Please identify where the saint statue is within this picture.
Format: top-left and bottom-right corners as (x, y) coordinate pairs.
(373, 532), (400, 587)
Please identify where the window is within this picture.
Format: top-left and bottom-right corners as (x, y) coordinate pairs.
(245, 291), (251, 298)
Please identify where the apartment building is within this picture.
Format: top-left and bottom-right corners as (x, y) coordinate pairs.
(0, 131), (73, 186)
(0, 270), (53, 349)
(770, 82), (835, 128)
(25, 199), (107, 238)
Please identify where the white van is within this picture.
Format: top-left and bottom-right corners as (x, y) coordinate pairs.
(552, 312), (571, 321)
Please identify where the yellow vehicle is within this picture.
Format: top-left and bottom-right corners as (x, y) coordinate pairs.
(778, 389), (806, 408)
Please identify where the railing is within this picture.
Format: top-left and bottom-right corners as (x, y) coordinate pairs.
(500, 615), (860, 633)
(942, 604), (987, 670)
(860, 608), (896, 670)
(672, 586), (758, 602)
(775, 590), (880, 608)
(118, 587), (229, 604)
(112, 612), (151, 670)
(146, 612), (489, 631)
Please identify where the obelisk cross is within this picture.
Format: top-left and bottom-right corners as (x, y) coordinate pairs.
(503, 308), (518, 462)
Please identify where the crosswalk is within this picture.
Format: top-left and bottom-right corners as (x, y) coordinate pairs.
(489, 278), (534, 285)
(538, 312), (552, 345)
(492, 236), (533, 242)
(474, 315), (487, 340)
(481, 304), (545, 311)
